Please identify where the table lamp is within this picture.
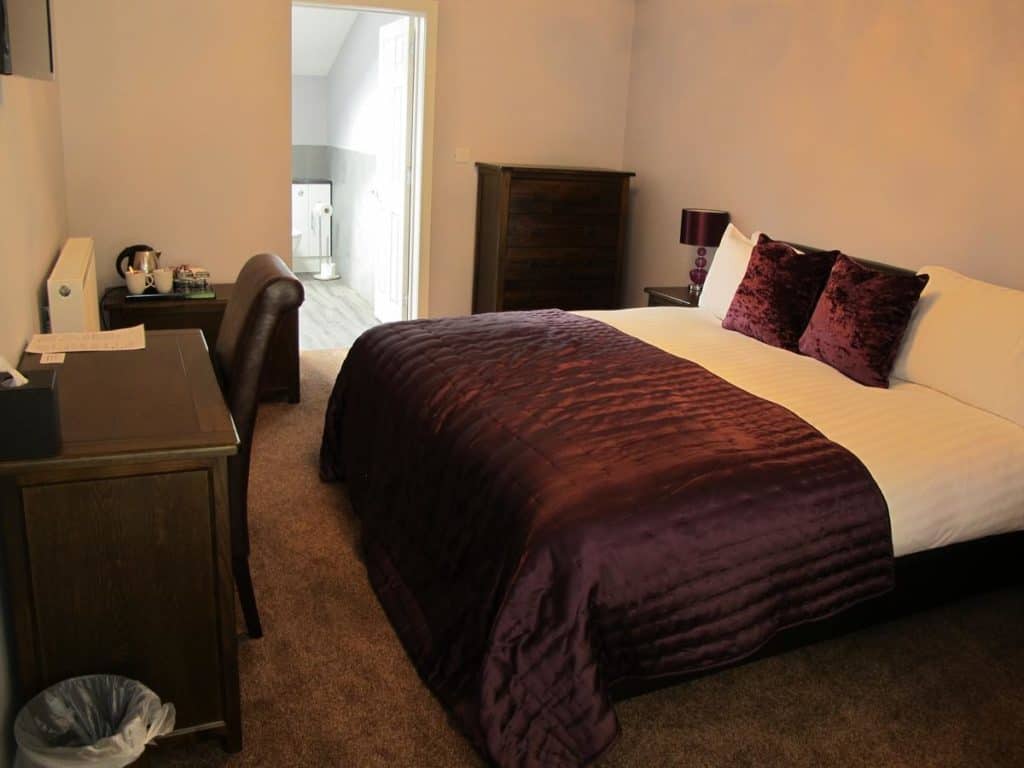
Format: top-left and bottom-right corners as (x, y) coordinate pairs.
(680, 209), (730, 293)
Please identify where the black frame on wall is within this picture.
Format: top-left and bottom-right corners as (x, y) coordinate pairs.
(1, 0), (12, 76)
(1, 0), (54, 79)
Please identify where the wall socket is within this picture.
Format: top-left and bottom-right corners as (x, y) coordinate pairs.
(454, 147), (472, 164)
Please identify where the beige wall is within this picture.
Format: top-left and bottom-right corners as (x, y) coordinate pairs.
(50, 0), (635, 316)
(51, 0), (292, 291)
(0, 77), (67, 362)
(429, 0), (635, 315)
(0, 74), (68, 766)
(292, 75), (329, 146)
(43, 1), (1024, 312)
(623, 0), (1024, 306)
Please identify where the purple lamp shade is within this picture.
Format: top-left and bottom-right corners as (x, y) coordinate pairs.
(680, 209), (730, 290)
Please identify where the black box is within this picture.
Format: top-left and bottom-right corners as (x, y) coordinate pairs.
(0, 369), (61, 461)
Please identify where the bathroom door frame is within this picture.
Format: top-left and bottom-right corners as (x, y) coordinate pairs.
(292, 0), (438, 320)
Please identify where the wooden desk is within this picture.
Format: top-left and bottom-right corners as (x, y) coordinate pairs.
(101, 284), (300, 404)
(0, 330), (242, 751)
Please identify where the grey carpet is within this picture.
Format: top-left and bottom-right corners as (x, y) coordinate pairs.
(143, 349), (1024, 767)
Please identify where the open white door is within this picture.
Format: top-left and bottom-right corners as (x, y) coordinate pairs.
(374, 15), (415, 323)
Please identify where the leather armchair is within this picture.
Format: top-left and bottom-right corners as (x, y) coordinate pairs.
(214, 253), (304, 638)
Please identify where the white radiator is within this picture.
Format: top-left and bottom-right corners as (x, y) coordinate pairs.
(47, 237), (101, 333)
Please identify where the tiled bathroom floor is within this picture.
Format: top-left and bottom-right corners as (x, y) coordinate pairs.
(297, 276), (379, 350)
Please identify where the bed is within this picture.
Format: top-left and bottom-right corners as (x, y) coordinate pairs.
(319, 250), (1024, 768)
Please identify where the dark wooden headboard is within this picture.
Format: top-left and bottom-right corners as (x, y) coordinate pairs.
(783, 241), (916, 278)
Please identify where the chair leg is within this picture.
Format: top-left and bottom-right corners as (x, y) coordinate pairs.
(233, 556), (263, 639)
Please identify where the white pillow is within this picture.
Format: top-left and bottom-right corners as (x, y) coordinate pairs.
(698, 223), (760, 319)
(893, 266), (1024, 426)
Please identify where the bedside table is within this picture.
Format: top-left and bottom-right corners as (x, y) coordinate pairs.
(644, 286), (700, 308)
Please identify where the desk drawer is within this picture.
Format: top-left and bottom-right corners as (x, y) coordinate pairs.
(107, 309), (223, 348)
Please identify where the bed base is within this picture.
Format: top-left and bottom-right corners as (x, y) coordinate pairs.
(611, 531), (1023, 701)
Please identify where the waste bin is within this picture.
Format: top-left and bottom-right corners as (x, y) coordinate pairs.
(14, 675), (175, 768)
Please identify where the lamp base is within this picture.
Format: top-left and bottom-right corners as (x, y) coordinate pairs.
(689, 246), (709, 292)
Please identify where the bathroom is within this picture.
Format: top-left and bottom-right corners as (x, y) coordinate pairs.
(292, 3), (416, 349)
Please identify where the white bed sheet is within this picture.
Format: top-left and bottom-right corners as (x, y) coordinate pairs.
(579, 307), (1024, 557)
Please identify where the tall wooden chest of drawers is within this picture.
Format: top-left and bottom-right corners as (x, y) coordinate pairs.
(472, 164), (635, 313)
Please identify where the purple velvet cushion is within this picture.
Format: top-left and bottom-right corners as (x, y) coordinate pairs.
(722, 235), (839, 350)
(798, 255), (929, 388)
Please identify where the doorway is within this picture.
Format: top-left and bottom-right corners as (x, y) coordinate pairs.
(291, 0), (436, 349)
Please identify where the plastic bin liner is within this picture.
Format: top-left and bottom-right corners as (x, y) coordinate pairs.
(14, 675), (175, 768)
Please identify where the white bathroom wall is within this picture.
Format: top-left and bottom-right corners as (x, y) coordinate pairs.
(291, 75), (329, 147)
(325, 12), (393, 305)
(326, 13), (390, 155)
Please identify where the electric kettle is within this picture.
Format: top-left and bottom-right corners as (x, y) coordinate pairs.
(116, 244), (161, 278)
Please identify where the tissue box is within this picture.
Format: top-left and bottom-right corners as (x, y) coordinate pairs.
(0, 369), (61, 461)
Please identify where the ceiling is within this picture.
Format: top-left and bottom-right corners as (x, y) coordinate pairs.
(292, 6), (358, 77)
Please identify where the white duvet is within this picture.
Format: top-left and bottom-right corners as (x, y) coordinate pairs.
(580, 307), (1024, 557)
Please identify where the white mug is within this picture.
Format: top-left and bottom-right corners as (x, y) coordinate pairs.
(153, 268), (174, 294)
(126, 271), (154, 295)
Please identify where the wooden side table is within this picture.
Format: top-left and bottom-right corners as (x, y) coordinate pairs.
(644, 286), (700, 308)
(101, 283), (300, 403)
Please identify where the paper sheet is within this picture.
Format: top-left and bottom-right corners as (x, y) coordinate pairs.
(26, 325), (146, 354)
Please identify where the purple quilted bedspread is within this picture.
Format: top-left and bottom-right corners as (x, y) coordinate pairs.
(320, 310), (893, 767)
